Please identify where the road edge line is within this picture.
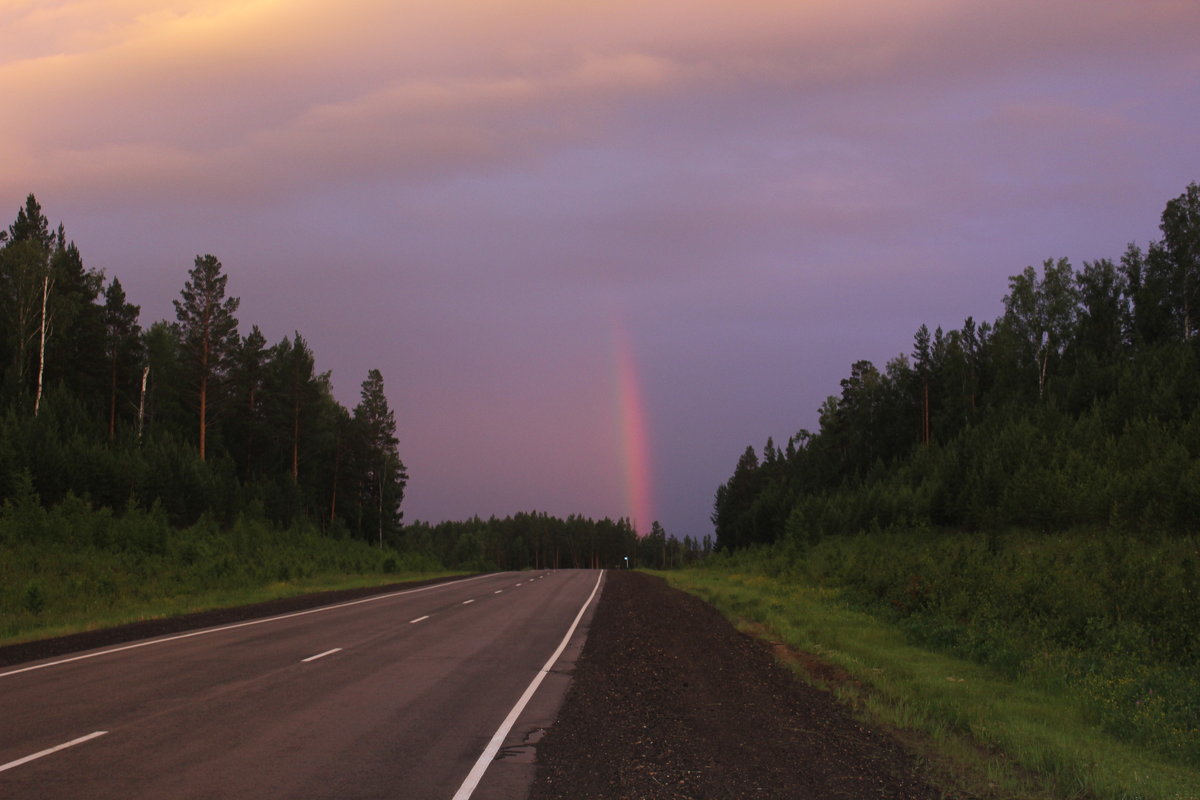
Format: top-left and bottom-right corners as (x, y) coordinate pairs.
(451, 570), (604, 800)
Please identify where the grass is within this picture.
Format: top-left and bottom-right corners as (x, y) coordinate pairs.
(659, 567), (1200, 800)
(0, 496), (460, 646)
(0, 569), (463, 647)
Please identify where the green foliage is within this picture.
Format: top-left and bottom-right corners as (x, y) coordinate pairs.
(0, 495), (448, 643)
(714, 181), (1200, 549)
(21, 581), (46, 615)
(400, 510), (693, 572)
(667, 564), (1200, 800)
(0, 195), (417, 545)
(703, 531), (1200, 772)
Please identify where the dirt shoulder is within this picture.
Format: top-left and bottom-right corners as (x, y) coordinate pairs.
(0, 574), (472, 668)
(529, 570), (937, 800)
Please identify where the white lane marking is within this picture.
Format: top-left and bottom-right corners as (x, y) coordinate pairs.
(493, 590), (503, 594)
(0, 731), (108, 773)
(515, 583), (523, 587)
(462, 599), (475, 605)
(409, 616), (430, 624)
(301, 648), (342, 663)
(1, 574), (497, 680)
(452, 571), (604, 800)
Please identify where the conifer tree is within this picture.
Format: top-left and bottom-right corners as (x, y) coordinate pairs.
(1, 196), (53, 401)
(173, 254), (240, 461)
(229, 325), (268, 479)
(268, 333), (318, 481)
(353, 369), (407, 546)
(102, 278), (142, 441)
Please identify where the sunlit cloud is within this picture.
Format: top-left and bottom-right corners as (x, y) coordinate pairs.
(7, 0), (1194, 202)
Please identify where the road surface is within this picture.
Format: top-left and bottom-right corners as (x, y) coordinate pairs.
(0, 569), (603, 799)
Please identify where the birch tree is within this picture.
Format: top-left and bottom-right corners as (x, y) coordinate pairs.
(1159, 182), (1200, 339)
(1002, 258), (1078, 399)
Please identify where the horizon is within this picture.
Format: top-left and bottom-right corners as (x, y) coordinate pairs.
(3, 1), (1198, 537)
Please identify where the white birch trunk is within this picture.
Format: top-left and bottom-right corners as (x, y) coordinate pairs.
(137, 365), (149, 441)
(34, 274), (48, 417)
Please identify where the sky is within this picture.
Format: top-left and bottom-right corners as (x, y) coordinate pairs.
(3, 1), (1199, 538)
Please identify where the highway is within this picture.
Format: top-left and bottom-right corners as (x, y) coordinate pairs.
(0, 569), (604, 799)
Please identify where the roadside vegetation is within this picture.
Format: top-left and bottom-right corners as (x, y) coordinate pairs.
(0, 498), (702, 646)
(702, 182), (1200, 799)
(0, 489), (449, 645)
(665, 534), (1200, 800)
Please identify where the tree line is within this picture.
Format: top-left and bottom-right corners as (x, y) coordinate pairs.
(406, 514), (711, 571)
(713, 181), (1200, 549)
(0, 194), (407, 542)
(0, 193), (707, 571)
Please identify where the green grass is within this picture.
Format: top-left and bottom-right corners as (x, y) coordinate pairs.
(0, 569), (463, 647)
(0, 495), (459, 646)
(659, 567), (1200, 800)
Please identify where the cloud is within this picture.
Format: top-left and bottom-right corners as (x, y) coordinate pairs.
(2, 0), (1200, 209)
(5, 0), (1196, 204)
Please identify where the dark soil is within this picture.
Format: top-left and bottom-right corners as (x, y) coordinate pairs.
(530, 571), (938, 800)
(0, 575), (473, 669)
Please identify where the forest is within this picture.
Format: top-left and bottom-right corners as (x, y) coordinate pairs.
(714, 182), (1200, 548)
(707, 182), (1200, 776)
(0, 192), (697, 642)
(0, 194), (407, 542)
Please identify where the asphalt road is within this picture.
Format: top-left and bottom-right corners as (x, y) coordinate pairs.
(0, 569), (604, 799)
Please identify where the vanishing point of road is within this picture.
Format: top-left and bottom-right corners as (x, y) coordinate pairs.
(0, 570), (603, 799)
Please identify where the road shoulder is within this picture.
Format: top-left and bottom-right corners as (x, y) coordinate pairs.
(529, 570), (936, 799)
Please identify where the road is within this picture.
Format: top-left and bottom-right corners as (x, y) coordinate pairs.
(0, 569), (603, 799)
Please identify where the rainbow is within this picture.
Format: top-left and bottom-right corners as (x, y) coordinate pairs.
(613, 324), (654, 536)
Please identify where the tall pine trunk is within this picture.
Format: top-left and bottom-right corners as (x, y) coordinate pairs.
(329, 436), (341, 525)
(109, 351), (118, 441)
(199, 329), (209, 461)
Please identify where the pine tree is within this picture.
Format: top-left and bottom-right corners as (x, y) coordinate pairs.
(228, 325), (268, 479)
(912, 324), (932, 445)
(1, 196), (53, 402)
(268, 332), (318, 481)
(173, 254), (240, 461)
(102, 278), (142, 441)
(353, 369), (407, 546)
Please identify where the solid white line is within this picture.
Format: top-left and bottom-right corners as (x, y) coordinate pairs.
(0, 731), (108, 773)
(301, 648), (342, 663)
(409, 616), (429, 624)
(1, 574), (496, 680)
(451, 571), (604, 800)
(462, 599), (475, 605)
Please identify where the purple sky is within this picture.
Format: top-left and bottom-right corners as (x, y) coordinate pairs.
(3, 1), (1199, 538)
